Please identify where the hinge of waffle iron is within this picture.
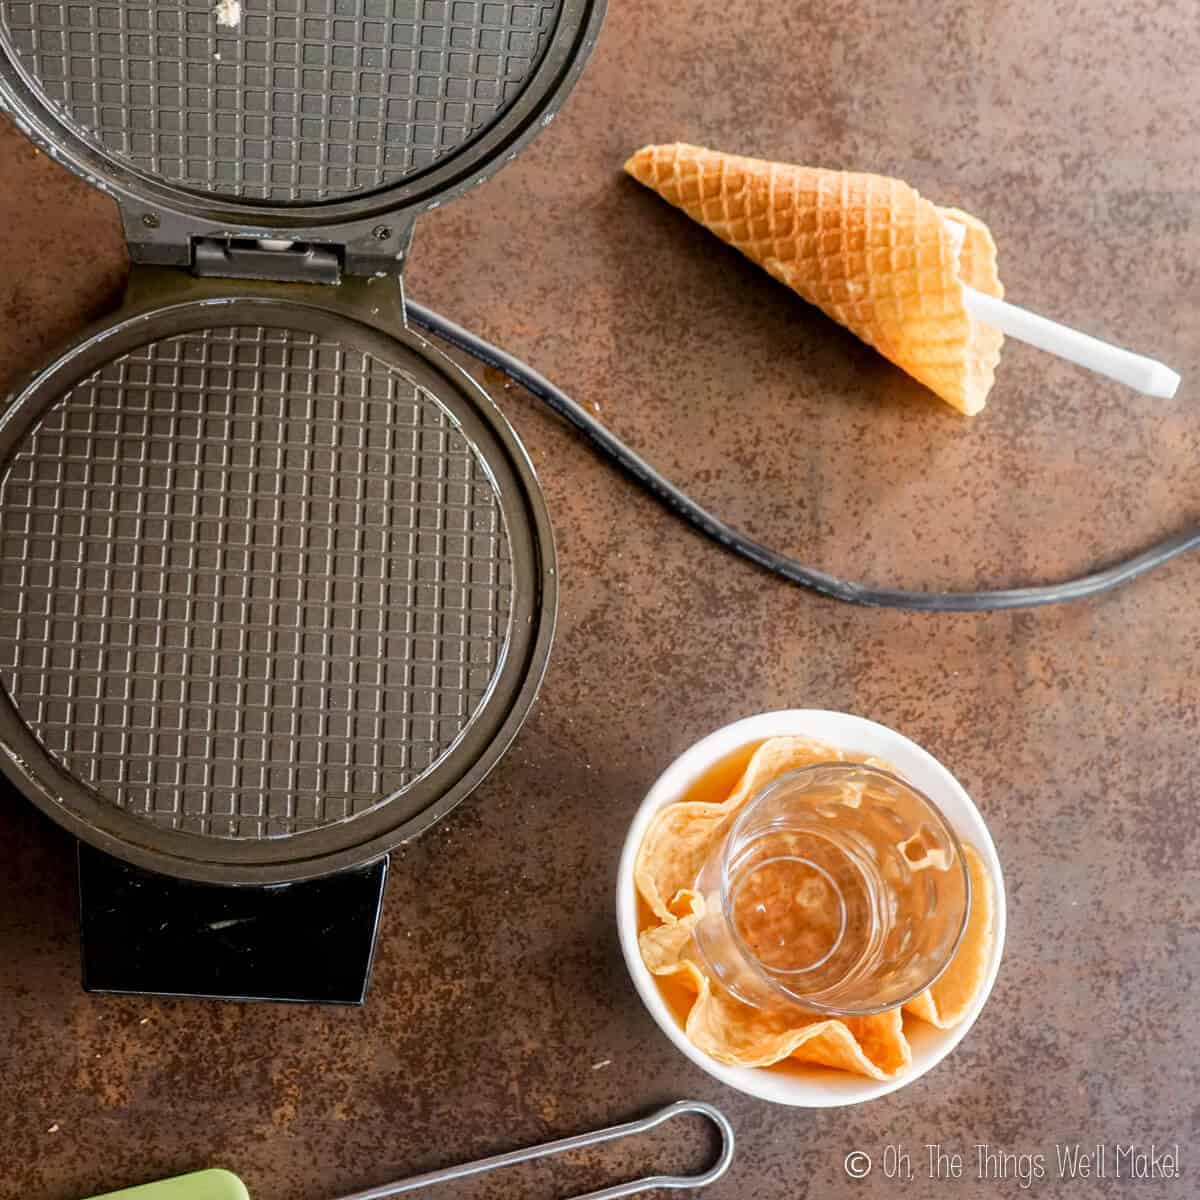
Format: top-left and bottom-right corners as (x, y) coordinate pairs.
(192, 237), (343, 284)
(118, 204), (416, 281)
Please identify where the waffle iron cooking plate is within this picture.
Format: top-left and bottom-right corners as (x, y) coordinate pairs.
(0, 0), (603, 1001)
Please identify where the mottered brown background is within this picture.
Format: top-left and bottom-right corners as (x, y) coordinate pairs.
(1, 1), (1197, 1197)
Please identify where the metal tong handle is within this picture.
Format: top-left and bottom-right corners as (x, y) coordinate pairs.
(333, 1099), (735, 1200)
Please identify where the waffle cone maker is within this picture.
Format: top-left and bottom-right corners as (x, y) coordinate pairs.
(0, 0), (603, 1002)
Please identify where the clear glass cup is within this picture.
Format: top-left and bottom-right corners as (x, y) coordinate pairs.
(690, 762), (970, 1016)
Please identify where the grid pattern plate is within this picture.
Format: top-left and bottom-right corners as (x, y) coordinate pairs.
(0, 0), (564, 202)
(0, 326), (514, 838)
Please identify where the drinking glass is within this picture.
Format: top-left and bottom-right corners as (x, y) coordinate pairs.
(690, 762), (970, 1015)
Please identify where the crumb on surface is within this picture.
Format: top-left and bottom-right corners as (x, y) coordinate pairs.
(214, 0), (241, 28)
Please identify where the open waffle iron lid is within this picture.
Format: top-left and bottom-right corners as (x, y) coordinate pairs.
(0, 0), (601, 885)
(0, 0), (604, 254)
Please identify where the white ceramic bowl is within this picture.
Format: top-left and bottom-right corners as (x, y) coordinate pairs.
(616, 710), (1006, 1107)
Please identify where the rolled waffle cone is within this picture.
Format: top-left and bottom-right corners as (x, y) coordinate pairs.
(625, 143), (1004, 415)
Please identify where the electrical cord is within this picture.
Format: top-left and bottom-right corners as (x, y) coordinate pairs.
(406, 299), (1198, 612)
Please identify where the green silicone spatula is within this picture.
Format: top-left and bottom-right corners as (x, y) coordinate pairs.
(90, 1172), (249, 1200)
(85, 1101), (733, 1200)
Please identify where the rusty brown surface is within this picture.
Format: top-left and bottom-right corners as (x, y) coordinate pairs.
(1, 1), (1198, 1198)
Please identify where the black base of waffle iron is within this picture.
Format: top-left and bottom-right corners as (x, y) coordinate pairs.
(78, 844), (387, 1004)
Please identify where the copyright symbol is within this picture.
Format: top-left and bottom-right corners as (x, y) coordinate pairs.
(844, 1150), (872, 1179)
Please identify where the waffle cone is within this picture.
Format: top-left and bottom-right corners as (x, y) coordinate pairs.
(625, 143), (1004, 414)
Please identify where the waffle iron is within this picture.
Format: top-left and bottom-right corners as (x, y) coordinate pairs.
(0, 0), (603, 1002)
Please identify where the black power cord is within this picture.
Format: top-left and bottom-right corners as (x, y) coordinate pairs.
(407, 300), (1197, 612)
